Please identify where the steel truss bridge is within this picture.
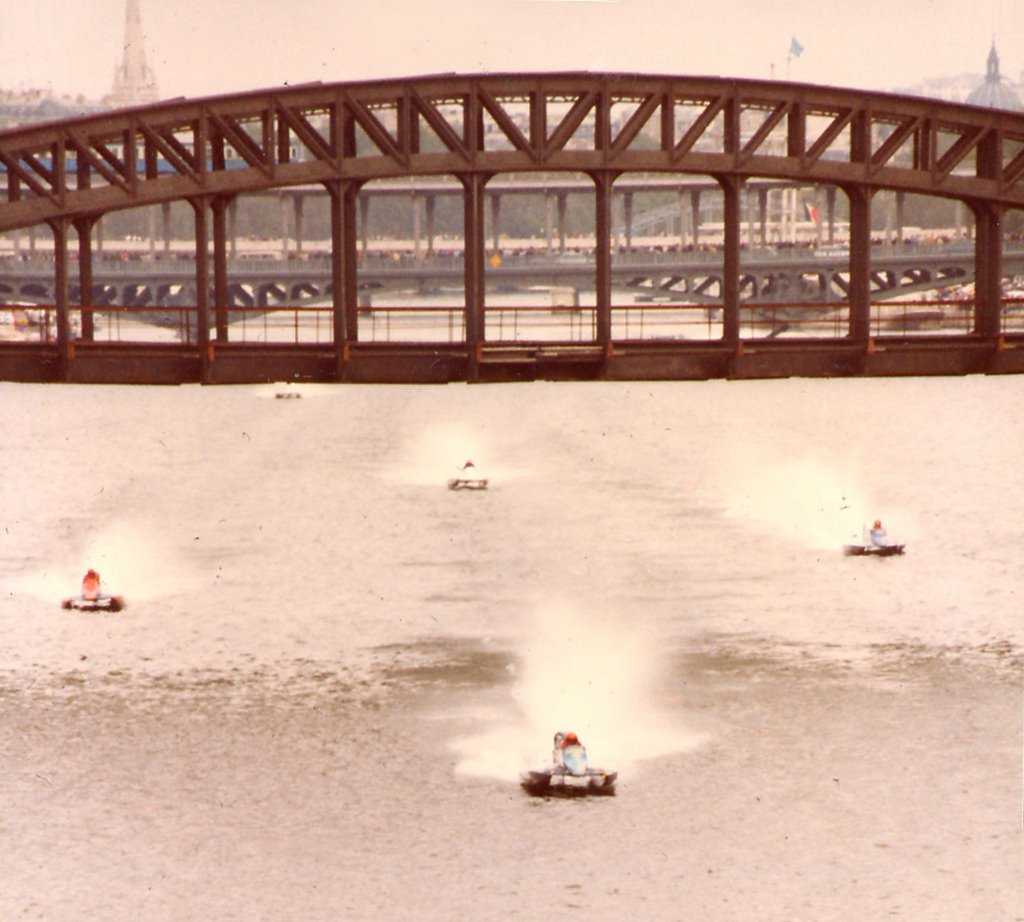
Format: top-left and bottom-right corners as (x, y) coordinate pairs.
(0, 72), (1022, 383)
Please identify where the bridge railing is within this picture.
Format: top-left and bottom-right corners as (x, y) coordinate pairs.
(360, 305), (466, 343)
(2, 297), (1021, 348)
(869, 298), (974, 337)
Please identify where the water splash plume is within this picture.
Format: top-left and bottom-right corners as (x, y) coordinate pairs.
(453, 599), (704, 782)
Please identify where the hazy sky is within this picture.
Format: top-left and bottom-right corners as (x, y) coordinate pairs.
(0, 0), (1020, 102)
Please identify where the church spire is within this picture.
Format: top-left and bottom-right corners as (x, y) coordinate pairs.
(105, 0), (159, 107)
(985, 42), (1000, 84)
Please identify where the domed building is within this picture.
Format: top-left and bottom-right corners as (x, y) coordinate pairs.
(966, 44), (1022, 111)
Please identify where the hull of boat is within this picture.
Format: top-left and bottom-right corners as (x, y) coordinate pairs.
(520, 768), (617, 797)
(61, 595), (126, 612)
(447, 478), (489, 491)
(843, 544), (905, 557)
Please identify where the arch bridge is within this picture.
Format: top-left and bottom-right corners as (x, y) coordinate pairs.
(0, 72), (1021, 383)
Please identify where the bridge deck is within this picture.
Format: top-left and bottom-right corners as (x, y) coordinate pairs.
(2, 332), (1021, 384)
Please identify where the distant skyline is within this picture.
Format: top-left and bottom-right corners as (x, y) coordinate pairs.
(0, 0), (1020, 103)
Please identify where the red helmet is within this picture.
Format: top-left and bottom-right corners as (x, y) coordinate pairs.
(85, 569), (99, 578)
(873, 520), (882, 528)
(564, 732), (579, 744)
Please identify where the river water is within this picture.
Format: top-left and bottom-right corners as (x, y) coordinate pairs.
(1, 376), (1021, 921)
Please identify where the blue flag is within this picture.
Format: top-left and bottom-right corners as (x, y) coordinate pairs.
(790, 36), (804, 58)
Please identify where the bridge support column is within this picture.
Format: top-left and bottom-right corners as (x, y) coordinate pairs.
(759, 188), (769, 248)
(814, 186), (826, 246)
(718, 177), (741, 346)
(412, 193), (422, 259)
(690, 190), (701, 248)
(190, 199), (211, 382)
(490, 193), (501, 252)
(74, 217), (97, 342)
(162, 202), (172, 257)
(593, 172), (614, 348)
(211, 197), (230, 342)
(460, 173), (488, 379)
(846, 186), (873, 342)
(425, 194), (436, 256)
(557, 193), (568, 253)
(48, 217), (71, 379)
(327, 180), (360, 377)
(677, 190), (687, 250)
(971, 201), (1003, 338)
(293, 195), (305, 257)
(359, 194), (370, 257)
(744, 187), (757, 248)
(229, 199), (238, 259)
(544, 193), (554, 254)
(623, 192), (633, 250)
(826, 187), (837, 245)
(280, 197), (290, 259)
(147, 206), (157, 257)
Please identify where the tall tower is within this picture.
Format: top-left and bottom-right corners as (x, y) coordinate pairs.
(966, 43), (1022, 111)
(105, 0), (159, 107)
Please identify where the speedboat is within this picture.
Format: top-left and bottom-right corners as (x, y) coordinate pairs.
(447, 477), (488, 491)
(61, 594), (126, 612)
(520, 734), (617, 797)
(448, 461), (487, 491)
(842, 543), (905, 557)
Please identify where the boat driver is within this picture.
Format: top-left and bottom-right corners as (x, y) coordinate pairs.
(81, 569), (102, 601)
(869, 520), (888, 547)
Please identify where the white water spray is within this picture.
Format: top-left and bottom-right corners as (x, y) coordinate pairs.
(453, 599), (705, 781)
(387, 420), (526, 487)
(11, 521), (202, 605)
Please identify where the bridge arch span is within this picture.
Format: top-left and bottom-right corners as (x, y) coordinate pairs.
(0, 73), (1021, 382)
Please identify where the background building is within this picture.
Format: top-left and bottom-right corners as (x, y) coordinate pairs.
(0, 0), (158, 129)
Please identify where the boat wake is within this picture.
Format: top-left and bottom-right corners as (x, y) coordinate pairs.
(452, 600), (705, 784)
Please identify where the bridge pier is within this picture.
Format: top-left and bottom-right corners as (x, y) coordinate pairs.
(847, 185), (873, 342)
(593, 172), (614, 347)
(211, 197), (230, 342)
(972, 201), (1003, 337)
(718, 176), (741, 345)
(190, 198), (211, 381)
(461, 173), (487, 380)
(74, 217), (97, 342)
(327, 180), (359, 378)
(49, 217), (70, 380)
